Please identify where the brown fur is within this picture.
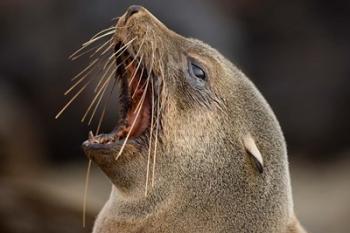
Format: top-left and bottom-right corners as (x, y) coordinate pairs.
(84, 6), (307, 233)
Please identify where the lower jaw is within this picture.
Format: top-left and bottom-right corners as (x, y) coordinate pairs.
(82, 132), (149, 152)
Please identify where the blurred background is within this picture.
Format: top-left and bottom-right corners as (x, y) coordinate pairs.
(0, 0), (349, 232)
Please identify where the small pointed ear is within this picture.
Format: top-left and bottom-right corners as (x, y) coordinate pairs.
(243, 134), (264, 174)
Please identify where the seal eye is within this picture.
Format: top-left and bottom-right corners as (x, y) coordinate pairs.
(189, 62), (206, 80)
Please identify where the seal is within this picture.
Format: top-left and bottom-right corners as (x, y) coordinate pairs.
(79, 5), (307, 233)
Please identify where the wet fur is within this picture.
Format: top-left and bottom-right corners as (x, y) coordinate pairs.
(85, 6), (307, 233)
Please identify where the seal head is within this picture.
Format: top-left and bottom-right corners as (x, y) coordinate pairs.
(82, 5), (306, 233)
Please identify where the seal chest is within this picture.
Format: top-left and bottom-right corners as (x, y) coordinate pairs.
(66, 5), (307, 233)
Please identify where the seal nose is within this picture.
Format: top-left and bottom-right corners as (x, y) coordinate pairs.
(125, 5), (142, 22)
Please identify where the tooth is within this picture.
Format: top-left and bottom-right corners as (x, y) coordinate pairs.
(89, 131), (94, 140)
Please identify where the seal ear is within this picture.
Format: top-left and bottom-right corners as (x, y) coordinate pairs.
(243, 134), (264, 173)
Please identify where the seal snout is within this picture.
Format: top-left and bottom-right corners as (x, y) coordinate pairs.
(125, 5), (143, 23)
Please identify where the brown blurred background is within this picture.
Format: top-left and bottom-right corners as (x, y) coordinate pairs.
(0, 0), (349, 232)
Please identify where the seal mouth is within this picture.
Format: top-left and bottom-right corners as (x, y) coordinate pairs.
(83, 41), (155, 151)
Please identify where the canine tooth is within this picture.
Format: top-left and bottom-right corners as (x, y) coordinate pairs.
(89, 131), (94, 140)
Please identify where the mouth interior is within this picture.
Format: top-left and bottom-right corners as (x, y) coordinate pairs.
(88, 42), (152, 145)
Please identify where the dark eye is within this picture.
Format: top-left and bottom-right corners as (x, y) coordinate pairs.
(189, 62), (206, 80)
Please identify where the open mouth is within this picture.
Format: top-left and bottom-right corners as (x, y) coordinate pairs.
(84, 41), (154, 149)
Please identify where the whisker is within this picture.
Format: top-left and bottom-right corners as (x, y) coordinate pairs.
(65, 69), (92, 96)
(123, 31), (147, 71)
(133, 73), (149, 114)
(152, 61), (164, 187)
(131, 66), (145, 99)
(69, 26), (115, 60)
(106, 45), (135, 83)
(96, 80), (116, 135)
(99, 37), (136, 75)
(152, 94), (160, 187)
(55, 81), (90, 119)
(81, 71), (114, 123)
(133, 42), (155, 114)
(128, 55), (143, 87)
(88, 79), (110, 125)
(115, 69), (151, 161)
(96, 50), (132, 94)
(83, 30), (116, 47)
(82, 159), (92, 228)
(117, 41), (155, 162)
(107, 37), (136, 62)
(113, 24), (132, 29)
(71, 59), (98, 81)
(104, 51), (131, 71)
(145, 78), (155, 196)
(89, 38), (113, 58)
(101, 42), (114, 56)
(69, 44), (93, 61)
(90, 26), (115, 40)
(70, 45), (99, 61)
(95, 62), (115, 92)
(96, 106), (106, 136)
(96, 50), (130, 93)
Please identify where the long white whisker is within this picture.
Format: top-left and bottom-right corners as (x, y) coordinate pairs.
(82, 159), (92, 228)
(90, 26), (115, 40)
(69, 26), (115, 60)
(71, 59), (98, 81)
(152, 61), (164, 187)
(115, 70), (151, 161)
(128, 55), (143, 87)
(107, 38), (136, 62)
(88, 79), (110, 125)
(123, 31), (147, 71)
(55, 81), (90, 119)
(83, 30), (116, 47)
(101, 42), (114, 56)
(65, 69), (93, 96)
(132, 66), (145, 99)
(70, 45), (99, 61)
(90, 38), (113, 58)
(96, 80), (116, 135)
(133, 43), (155, 114)
(81, 72), (114, 123)
(145, 78), (155, 196)
(95, 62), (115, 92)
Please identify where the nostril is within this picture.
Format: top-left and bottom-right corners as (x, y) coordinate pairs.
(125, 5), (142, 22)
